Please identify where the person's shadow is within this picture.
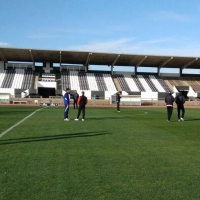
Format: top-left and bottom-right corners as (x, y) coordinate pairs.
(0, 131), (111, 145)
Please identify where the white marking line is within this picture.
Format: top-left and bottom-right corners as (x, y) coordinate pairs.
(89, 112), (148, 118)
(0, 108), (44, 138)
(132, 112), (148, 115)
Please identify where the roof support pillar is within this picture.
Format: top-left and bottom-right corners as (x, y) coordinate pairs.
(111, 54), (120, 75)
(134, 56), (147, 75)
(158, 67), (161, 76)
(180, 68), (182, 77)
(158, 57), (173, 76)
(136, 56), (147, 68)
(85, 53), (92, 72)
(135, 56), (147, 73)
(135, 66), (138, 75)
(29, 50), (35, 70)
(0, 60), (5, 69)
(59, 51), (62, 71)
(84, 65), (87, 72)
(111, 65), (114, 75)
(60, 51), (62, 65)
(182, 58), (198, 70)
(159, 57), (173, 68)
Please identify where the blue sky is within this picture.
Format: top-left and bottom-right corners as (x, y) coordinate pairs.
(1, 0), (200, 73)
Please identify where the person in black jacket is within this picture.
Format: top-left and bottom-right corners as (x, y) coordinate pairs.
(116, 91), (122, 112)
(165, 92), (175, 122)
(74, 91), (88, 121)
(175, 92), (185, 121)
(73, 90), (79, 109)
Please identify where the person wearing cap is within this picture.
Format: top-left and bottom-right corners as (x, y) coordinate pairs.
(63, 88), (70, 121)
(116, 91), (122, 112)
(74, 91), (88, 121)
(175, 92), (185, 121)
(165, 92), (175, 122)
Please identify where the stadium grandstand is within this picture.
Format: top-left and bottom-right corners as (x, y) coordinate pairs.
(0, 47), (200, 105)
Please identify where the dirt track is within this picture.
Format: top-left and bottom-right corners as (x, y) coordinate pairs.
(1, 103), (200, 109)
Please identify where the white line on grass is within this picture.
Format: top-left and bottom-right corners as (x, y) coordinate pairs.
(88, 112), (148, 119)
(0, 108), (44, 138)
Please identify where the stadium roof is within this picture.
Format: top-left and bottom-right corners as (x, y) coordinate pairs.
(0, 47), (200, 69)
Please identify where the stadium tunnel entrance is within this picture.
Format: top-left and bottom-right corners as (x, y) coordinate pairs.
(180, 91), (188, 99)
(37, 81), (57, 98)
(176, 86), (189, 100)
(38, 87), (55, 98)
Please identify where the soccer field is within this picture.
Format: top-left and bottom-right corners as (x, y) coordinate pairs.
(0, 106), (200, 200)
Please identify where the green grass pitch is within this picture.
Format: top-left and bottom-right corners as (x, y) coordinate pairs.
(0, 105), (200, 200)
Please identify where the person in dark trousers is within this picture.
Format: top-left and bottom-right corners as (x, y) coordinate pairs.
(73, 90), (79, 109)
(175, 92), (185, 121)
(63, 88), (70, 121)
(116, 91), (121, 112)
(165, 92), (175, 122)
(74, 91), (88, 121)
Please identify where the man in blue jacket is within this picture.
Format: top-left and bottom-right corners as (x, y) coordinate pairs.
(63, 88), (70, 121)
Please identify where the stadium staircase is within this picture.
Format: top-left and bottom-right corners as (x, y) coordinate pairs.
(162, 76), (200, 93)
(181, 78), (190, 87)
(112, 76), (122, 91)
(116, 74), (131, 92)
(163, 78), (173, 91)
(183, 77), (200, 92)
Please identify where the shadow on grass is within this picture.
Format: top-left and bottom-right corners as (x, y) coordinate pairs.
(170, 119), (200, 122)
(183, 119), (200, 121)
(0, 131), (111, 145)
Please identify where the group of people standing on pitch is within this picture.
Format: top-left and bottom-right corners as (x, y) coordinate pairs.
(165, 92), (185, 122)
(64, 89), (185, 122)
(63, 88), (88, 121)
